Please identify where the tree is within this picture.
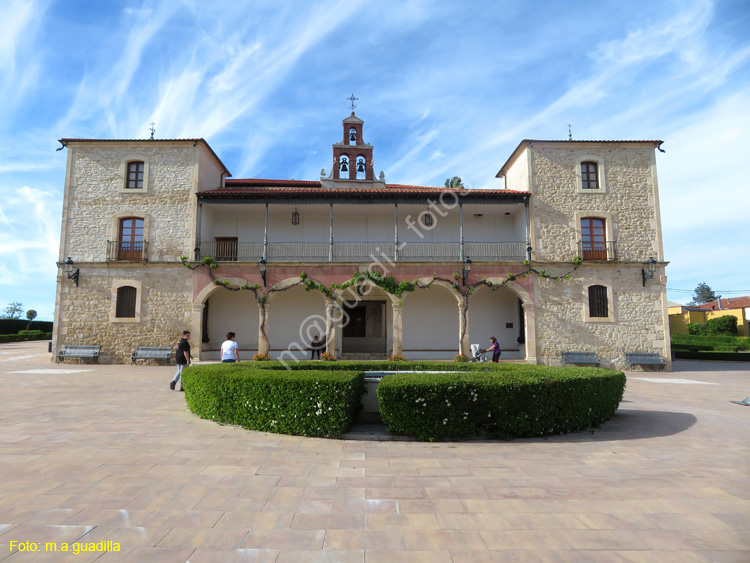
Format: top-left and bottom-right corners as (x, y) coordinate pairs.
(26, 309), (37, 330)
(2, 302), (23, 319)
(688, 282), (718, 306)
(444, 176), (464, 189)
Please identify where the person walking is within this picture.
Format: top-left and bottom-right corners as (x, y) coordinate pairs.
(170, 330), (191, 391)
(488, 336), (501, 363)
(221, 332), (240, 363)
(310, 335), (324, 359)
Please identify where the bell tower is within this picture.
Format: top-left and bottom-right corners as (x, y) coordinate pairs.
(332, 112), (374, 182)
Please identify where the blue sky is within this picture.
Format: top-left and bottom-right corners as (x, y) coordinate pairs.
(1, 0), (749, 320)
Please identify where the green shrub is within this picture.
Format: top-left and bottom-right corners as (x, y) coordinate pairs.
(688, 315), (739, 336)
(18, 330), (44, 335)
(377, 364), (625, 441)
(0, 319), (53, 335)
(181, 364), (365, 437)
(0, 332), (52, 343)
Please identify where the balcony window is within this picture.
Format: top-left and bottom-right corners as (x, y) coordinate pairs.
(581, 217), (606, 260)
(118, 217), (145, 260)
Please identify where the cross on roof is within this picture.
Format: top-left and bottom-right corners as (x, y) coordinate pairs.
(347, 94), (358, 112)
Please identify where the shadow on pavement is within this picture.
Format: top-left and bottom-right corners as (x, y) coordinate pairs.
(545, 409), (697, 442)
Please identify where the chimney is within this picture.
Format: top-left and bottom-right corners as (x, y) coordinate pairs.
(717, 297), (722, 310)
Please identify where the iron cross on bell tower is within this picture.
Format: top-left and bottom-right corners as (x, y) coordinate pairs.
(347, 93), (358, 112)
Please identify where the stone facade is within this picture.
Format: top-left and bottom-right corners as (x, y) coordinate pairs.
(54, 129), (670, 370)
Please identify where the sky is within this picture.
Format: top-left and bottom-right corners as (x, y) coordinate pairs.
(0, 0), (749, 320)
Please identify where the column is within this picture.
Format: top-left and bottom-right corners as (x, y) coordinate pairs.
(523, 302), (537, 365)
(195, 201), (203, 260)
(391, 302), (403, 356)
(329, 203), (334, 261)
(258, 302), (270, 355)
(524, 197), (531, 261)
(325, 303), (337, 357)
(458, 301), (470, 357)
(263, 203), (269, 261)
(191, 303), (204, 361)
(459, 202), (465, 261)
(394, 203), (399, 261)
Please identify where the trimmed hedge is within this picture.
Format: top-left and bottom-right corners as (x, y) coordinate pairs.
(181, 363), (365, 437)
(0, 319), (53, 334)
(673, 350), (750, 362)
(671, 334), (750, 351)
(377, 365), (626, 441)
(0, 332), (52, 343)
(688, 315), (738, 336)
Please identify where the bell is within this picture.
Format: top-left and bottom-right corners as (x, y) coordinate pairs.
(357, 161), (365, 172)
(349, 132), (356, 142)
(341, 161), (348, 172)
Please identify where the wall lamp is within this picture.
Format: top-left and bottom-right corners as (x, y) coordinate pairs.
(461, 257), (472, 286)
(258, 257), (267, 287)
(64, 257), (79, 287)
(642, 257), (657, 287)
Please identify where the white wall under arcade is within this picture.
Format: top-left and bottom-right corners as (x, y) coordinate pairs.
(202, 288), (259, 361)
(468, 286), (525, 360)
(402, 286), (460, 360)
(267, 283), (328, 360)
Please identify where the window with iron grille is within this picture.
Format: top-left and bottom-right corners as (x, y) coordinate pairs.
(588, 285), (608, 318)
(126, 161), (144, 189)
(116, 286), (137, 318)
(581, 161), (598, 189)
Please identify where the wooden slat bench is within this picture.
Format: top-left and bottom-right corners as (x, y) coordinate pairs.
(57, 345), (101, 364)
(626, 352), (666, 370)
(131, 346), (172, 365)
(561, 351), (600, 367)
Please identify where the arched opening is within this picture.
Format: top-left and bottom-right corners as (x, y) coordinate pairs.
(202, 287), (259, 361)
(355, 156), (366, 180)
(339, 155), (350, 178)
(469, 286), (525, 360)
(268, 283), (328, 360)
(349, 128), (357, 145)
(337, 284), (393, 358)
(402, 285), (459, 360)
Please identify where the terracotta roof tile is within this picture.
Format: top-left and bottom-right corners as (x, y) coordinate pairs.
(693, 297), (750, 310)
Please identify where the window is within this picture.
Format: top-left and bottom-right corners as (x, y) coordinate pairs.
(118, 217), (145, 260)
(575, 157), (606, 193)
(116, 286), (137, 318)
(215, 237), (238, 261)
(588, 285), (608, 318)
(126, 161), (144, 189)
(581, 161), (598, 190)
(581, 217), (606, 260)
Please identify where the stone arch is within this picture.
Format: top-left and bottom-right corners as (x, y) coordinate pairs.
(194, 278), (261, 360)
(477, 278), (536, 364)
(402, 279), (461, 360)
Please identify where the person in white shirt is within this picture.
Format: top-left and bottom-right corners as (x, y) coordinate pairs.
(221, 332), (240, 363)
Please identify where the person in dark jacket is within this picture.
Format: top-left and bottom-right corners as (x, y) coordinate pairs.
(310, 335), (325, 359)
(170, 331), (191, 391)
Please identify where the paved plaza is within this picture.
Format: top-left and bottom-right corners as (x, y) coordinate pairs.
(0, 341), (748, 562)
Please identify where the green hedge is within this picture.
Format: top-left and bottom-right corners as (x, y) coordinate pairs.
(377, 365), (626, 441)
(0, 319), (53, 334)
(181, 364), (365, 437)
(671, 334), (750, 351)
(673, 350), (750, 362)
(0, 332), (52, 343)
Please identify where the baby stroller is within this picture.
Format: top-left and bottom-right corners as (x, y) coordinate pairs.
(470, 343), (488, 362)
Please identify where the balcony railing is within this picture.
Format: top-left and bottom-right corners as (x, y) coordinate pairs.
(578, 240), (617, 261)
(107, 240), (149, 261)
(198, 241), (527, 262)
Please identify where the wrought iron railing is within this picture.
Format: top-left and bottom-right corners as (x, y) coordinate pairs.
(198, 240), (528, 262)
(106, 240), (149, 261)
(578, 240), (617, 261)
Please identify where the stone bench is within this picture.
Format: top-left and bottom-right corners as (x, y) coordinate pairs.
(561, 351), (600, 367)
(132, 346), (172, 365)
(626, 352), (666, 370)
(57, 345), (101, 364)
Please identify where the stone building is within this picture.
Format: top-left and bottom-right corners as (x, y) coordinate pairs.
(53, 112), (670, 369)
